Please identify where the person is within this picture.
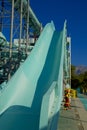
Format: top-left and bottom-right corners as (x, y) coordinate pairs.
(64, 89), (71, 110)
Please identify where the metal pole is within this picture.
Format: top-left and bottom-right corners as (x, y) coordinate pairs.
(18, 0), (23, 63)
(19, 0), (23, 50)
(8, 0), (14, 80)
(67, 37), (71, 87)
(69, 38), (71, 87)
(26, 0), (29, 56)
(40, 23), (43, 33)
(9, 0), (14, 58)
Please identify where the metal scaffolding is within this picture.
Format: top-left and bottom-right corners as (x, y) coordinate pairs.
(0, 0), (42, 82)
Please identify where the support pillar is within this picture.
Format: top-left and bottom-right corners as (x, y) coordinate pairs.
(26, 0), (29, 57)
(18, 0), (23, 62)
(8, 0), (14, 80)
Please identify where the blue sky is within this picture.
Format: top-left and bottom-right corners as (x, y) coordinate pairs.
(30, 0), (87, 66)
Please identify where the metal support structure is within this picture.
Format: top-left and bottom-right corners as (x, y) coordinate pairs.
(64, 39), (67, 81)
(19, 0), (23, 50)
(0, 0), (43, 83)
(17, 0), (23, 63)
(67, 37), (71, 86)
(26, 0), (29, 56)
(8, 0), (14, 80)
(40, 23), (43, 34)
(9, 0), (14, 58)
(69, 37), (71, 87)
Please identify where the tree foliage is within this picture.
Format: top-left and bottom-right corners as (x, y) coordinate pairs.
(71, 65), (87, 93)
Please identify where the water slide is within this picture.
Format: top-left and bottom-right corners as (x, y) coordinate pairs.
(0, 21), (66, 130)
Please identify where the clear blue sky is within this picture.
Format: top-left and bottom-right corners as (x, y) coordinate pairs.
(30, 0), (87, 66)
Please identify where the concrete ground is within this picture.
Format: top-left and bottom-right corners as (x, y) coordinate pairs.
(57, 95), (87, 130)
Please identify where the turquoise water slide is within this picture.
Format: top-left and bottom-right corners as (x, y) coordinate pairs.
(0, 21), (66, 130)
